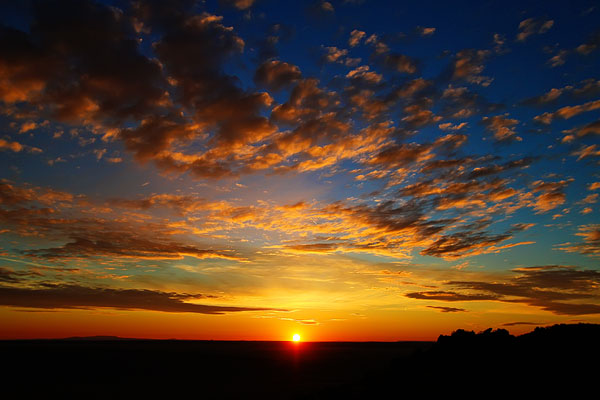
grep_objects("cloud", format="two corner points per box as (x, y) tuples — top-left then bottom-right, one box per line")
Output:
(573, 144), (600, 161)
(426, 305), (467, 313)
(219, 0), (256, 10)
(382, 53), (418, 74)
(349, 29), (366, 47)
(108, 193), (211, 215)
(0, 1), (297, 179)
(501, 321), (544, 327)
(0, 138), (42, 154)
(0, 0), (168, 123)
(407, 265), (600, 315)
(0, 284), (273, 314)
(547, 49), (568, 67)
(531, 179), (572, 213)
(0, 180), (243, 261)
(407, 291), (498, 301)
(320, 1), (334, 13)
(151, 11), (275, 152)
(493, 33), (508, 54)
(0, 266), (41, 283)
(450, 49), (492, 86)
(322, 46), (349, 63)
(516, 18), (554, 41)
(567, 120), (600, 138)
(580, 194), (598, 204)
(556, 225), (600, 257)
(521, 87), (571, 106)
(417, 27), (436, 36)
(19, 121), (37, 133)
(0, 179), (73, 206)
(439, 85), (501, 119)
(24, 235), (239, 261)
(419, 222), (525, 259)
(278, 179), (532, 259)
(346, 65), (383, 84)
(0, 0), (543, 186)
(523, 79), (600, 108)
(576, 31), (600, 55)
(533, 99), (600, 124)
(254, 60), (302, 91)
(481, 114), (521, 142)
(439, 122), (468, 131)
(368, 142), (434, 168)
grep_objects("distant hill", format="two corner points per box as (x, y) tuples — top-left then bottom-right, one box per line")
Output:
(59, 335), (137, 341)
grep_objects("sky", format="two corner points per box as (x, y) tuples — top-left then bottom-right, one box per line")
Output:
(0, 0), (599, 341)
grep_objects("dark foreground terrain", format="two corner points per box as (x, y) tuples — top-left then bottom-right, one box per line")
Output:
(2, 323), (598, 398)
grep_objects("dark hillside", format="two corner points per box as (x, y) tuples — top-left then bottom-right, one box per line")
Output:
(2, 324), (597, 399)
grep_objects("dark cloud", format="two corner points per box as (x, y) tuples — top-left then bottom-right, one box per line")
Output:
(368, 143), (433, 168)
(439, 85), (503, 119)
(118, 114), (191, 164)
(0, 0), (168, 123)
(284, 242), (340, 253)
(511, 265), (600, 290)
(466, 156), (534, 179)
(401, 104), (441, 128)
(420, 229), (512, 258)
(406, 266), (600, 315)
(284, 149), (538, 258)
(0, 267), (41, 283)
(426, 305), (467, 313)
(108, 193), (208, 215)
(406, 290), (498, 301)
(151, 10), (275, 151)
(1, 0), (283, 179)
(0, 284), (273, 314)
(254, 60), (302, 91)
(417, 217), (532, 258)
(0, 0), (545, 186)
(381, 53), (418, 74)
(501, 321), (544, 327)
(24, 235), (238, 261)
(517, 79), (600, 107)
(448, 49), (492, 86)
(0, 180), (34, 205)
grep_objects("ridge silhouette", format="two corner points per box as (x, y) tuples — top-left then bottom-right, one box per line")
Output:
(334, 323), (599, 398)
(2, 323), (597, 399)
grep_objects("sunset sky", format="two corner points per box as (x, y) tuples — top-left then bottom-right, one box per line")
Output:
(1, 0), (599, 341)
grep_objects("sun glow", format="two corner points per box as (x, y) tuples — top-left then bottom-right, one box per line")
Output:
(292, 333), (301, 342)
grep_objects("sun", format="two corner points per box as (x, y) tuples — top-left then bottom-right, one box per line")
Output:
(292, 333), (301, 342)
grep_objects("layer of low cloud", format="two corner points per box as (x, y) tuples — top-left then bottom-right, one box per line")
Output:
(0, 284), (273, 314)
(407, 266), (600, 315)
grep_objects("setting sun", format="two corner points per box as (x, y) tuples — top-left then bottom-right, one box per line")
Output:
(292, 334), (301, 342)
